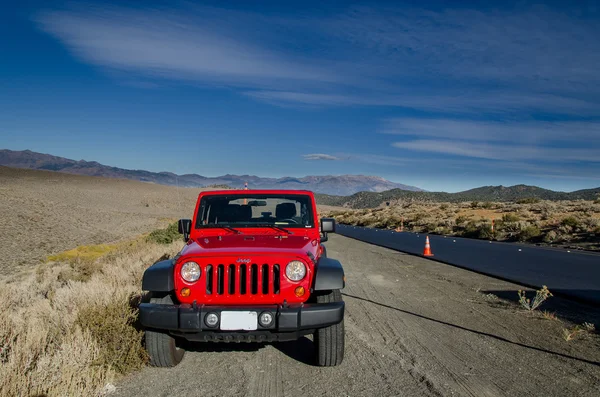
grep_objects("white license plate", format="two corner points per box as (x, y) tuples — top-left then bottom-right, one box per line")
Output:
(220, 311), (258, 331)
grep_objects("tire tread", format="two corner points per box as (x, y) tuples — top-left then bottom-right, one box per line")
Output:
(315, 289), (344, 366)
(145, 295), (185, 367)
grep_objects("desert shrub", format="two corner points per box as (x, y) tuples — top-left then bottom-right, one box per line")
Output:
(517, 225), (542, 242)
(434, 226), (452, 235)
(412, 212), (427, 222)
(462, 222), (493, 239)
(439, 203), (449, 210)
(502, 213), (520, 223)
(147, 222), (180, 244)
(518, 286), (553, 311)
(543, 230), (558, 243)
(582, 218), (600, 232)
(57, 261), (104, 284)
(561, 216), (580, 229)
(455, 215), (469, 225)
(517, 197), (540, 204)
(481, 201), (494, 209)
(422, 223), (438, 233)
(75, 299), (148, 374)
(594, 199), (600, 204)
(470, 201), (479, 209)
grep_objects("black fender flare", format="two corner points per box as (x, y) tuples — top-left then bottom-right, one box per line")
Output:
(142, 259), (175, 292)
(313, 257), (345, 291)
(320, 244), (328, 258)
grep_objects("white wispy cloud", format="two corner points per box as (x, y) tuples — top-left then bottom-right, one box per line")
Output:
(35, 4), (600, 115)
(382, 118), (600, 144)
(392, 140), (600, 162)
(35, 6), (339, 90)
(302, 154), (341, 161)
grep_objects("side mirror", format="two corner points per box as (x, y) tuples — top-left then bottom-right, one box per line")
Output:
(321, 218), (336, 233)
(320, 218), (336, 242)
(178, 219), (191, 241)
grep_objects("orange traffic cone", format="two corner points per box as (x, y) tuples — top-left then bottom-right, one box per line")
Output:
(423, 236), (434, 257)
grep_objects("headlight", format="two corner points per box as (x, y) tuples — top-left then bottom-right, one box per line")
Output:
(285, 260), (306, 281)
(180, 261), (201, 282)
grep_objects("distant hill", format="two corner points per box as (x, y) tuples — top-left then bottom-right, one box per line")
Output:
(316, 185), (600, 208)
(0, 149), (422, 196)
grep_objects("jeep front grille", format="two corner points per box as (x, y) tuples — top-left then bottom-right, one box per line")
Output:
(204, 263), (281, 296)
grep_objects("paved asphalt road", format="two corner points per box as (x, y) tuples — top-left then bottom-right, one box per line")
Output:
(337, 224), (600, 305)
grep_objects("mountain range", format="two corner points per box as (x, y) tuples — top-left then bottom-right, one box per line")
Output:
(315, 185), (600, 208)
(0, 149), (422, 196)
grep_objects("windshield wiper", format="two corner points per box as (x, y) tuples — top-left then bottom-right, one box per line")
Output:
(202, 224), (242, 234)
(252, 223), (293, 235)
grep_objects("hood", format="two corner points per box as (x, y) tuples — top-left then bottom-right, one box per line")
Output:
(180, 234), (318, 258)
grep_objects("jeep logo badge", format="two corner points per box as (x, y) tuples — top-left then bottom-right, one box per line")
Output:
(236, 258), (251, 263)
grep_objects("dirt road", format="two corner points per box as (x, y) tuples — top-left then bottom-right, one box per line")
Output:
(115, 235), (600, 397)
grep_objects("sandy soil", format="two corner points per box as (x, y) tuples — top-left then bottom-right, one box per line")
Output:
(114, 234), (600, 397)
(0, 167), (343, 278)
(0, 166), (200, 277)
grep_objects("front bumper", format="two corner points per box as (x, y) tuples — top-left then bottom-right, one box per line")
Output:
(139, 301), (344, 342)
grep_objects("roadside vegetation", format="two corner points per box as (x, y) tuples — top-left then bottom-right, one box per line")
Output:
(562, 323), (596, 341)
(518, 285), (553, 311)
(0, 223), (182, 396)
(324, 199), (600, 251)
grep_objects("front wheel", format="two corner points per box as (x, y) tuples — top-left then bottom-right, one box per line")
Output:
(145, 294), (185, 367)
(314, 289), (345, 366)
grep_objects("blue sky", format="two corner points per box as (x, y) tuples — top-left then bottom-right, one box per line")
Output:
(1, 0), (600, 192)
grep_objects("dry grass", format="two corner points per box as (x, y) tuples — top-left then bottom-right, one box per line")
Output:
(0, 236), (182, 396)
(541, 310), (558, 321)
(562, 323), (596, 341)
(324, 199), (600, 250)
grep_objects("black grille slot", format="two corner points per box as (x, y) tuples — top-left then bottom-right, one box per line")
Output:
(251, 264), (258, 295)
(206, 265), (213, 294)
(273, 264), (280, 294)
(217, 265), (224, 295)
(262, 264), (269, 294)
(228, 264), (236, 294)
(240, 264), (247, 294)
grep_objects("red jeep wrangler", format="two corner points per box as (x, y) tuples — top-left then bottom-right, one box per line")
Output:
(139, 190), (345, 367)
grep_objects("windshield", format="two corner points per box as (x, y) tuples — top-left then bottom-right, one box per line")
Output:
(195, 194), (314, 229)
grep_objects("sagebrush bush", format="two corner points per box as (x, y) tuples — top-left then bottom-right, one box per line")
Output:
(463, 222), (493, 239)
(561, 216), (580, 229)
(517, 197), (540, 204)
(75, 299), (148, 374)
(146, 222), (180, 244)
(517, 225), (542, 242)
(502, 213), (520, 223)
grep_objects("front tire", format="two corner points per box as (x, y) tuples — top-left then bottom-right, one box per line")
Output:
(314, 289), (345, 366)
(145, 294), (185, 367)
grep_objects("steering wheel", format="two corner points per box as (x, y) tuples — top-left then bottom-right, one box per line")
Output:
(278, 218), (299, 224)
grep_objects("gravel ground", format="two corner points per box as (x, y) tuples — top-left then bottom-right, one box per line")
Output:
(115, 234), (600, 397)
